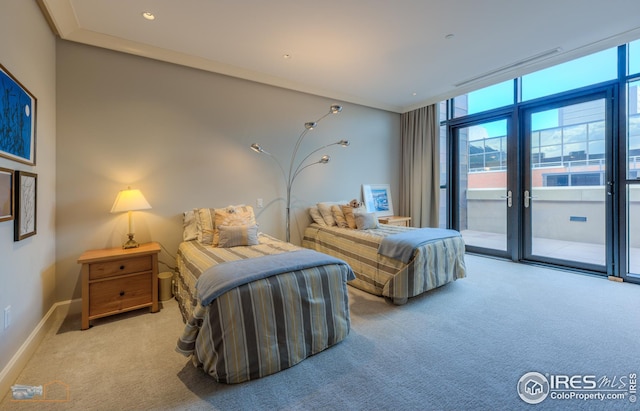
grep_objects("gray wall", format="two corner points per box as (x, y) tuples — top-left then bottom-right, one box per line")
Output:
(0, 1), (57, 372)
(55, 41), (400, 302)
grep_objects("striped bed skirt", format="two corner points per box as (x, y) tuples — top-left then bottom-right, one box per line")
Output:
(175, 239), (353, 384)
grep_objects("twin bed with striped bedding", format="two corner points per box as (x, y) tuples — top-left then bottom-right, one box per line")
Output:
(302, 223), (467, 305)
(175, 234), (354, 384)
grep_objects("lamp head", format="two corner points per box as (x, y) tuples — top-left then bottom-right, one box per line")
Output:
(338, 140), (350, 147)
(304, 122), (317, 130)
(330, 104), (343, 114)
(110, 187), (151, 249)
(250, 143), (263, 153)
(319, 155), (330, 164)
(110, 187), (151, 213)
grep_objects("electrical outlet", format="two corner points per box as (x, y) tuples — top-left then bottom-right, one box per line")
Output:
(4, 306), (10, 329)
(257, 198), (264, 208)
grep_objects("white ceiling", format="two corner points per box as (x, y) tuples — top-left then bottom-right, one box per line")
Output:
(39, 0), (640, 113)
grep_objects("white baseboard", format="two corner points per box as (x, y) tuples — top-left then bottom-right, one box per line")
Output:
(0, 298), (82, 399)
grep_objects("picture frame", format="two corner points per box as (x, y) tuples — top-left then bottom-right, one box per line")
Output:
(0, 63), (37, 165)
(362, 184), (394, 217)
(14, 170), (37, 241)
(0, 167), (13, 222)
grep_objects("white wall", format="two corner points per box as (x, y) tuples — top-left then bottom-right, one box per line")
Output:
(56, 41), (400, 302)
(0, 1), (57, 372)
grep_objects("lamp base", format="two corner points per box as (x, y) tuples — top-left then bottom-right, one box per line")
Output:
(122, 234), (140, 249)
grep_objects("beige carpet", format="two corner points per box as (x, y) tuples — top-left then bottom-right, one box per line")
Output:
(2, 255), (640, 410)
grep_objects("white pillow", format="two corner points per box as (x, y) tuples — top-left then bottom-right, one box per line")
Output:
(183, 210), (198, 241)
(354, 211), (379, 230)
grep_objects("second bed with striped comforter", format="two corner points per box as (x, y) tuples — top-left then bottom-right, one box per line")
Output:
(302, 224), (466, 305)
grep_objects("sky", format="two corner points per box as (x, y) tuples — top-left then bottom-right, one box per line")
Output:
(462, 40), (640, 138)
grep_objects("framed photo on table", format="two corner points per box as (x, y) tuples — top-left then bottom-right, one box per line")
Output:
(14, 170), (37, 241)
(362, 184), (394, 217)
(0, 167), (13, 222)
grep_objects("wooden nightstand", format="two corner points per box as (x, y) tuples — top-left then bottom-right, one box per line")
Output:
(378, 216), (412, 227)
(78, 242), (161, 330)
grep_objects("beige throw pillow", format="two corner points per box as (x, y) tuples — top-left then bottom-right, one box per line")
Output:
(309, 207), (327, 226)
(342, 205), (366, 229)
(196, 208), (216, 244)
(331, 204), (348, 228)
(213, 205), (256, 246)
(317, 202), (337, 226)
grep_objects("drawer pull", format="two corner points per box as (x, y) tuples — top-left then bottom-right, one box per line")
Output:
(120, 265), (125, 270)
(119, 291), (125, 296)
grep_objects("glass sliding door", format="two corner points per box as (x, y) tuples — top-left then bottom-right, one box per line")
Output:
(453, 117), (513, 257)
(521, 94), (612, 272)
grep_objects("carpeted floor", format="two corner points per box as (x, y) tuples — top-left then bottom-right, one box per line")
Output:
(2, 254), (639, 410)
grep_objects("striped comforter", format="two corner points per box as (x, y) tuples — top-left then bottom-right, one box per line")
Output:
(175, 234), (353, 384)
(302, 224), (466, 304)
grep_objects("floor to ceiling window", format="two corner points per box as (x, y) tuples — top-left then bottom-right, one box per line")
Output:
(440, 39), (640, 282)
(624, 40), (640, 281)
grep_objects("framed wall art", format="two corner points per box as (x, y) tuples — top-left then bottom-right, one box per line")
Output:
(14, 170), (37, 241)
(362, 184), (394, 217)
(0, 63), (37, 165)
(0, 167), (13, 222)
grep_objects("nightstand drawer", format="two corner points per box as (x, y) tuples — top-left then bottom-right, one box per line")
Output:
(88, 255), (152, 280)
(89, 273), (153, 317)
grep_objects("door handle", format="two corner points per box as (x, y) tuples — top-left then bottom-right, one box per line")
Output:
(524, 190), (538, 208)
(500, 190), (513, 207)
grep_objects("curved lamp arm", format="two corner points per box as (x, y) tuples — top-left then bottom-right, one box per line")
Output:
(291, 140), (349, 181)
(250, 143), (287, 183)
(290, 155), (330, 187)
(249, 104), (343, 242)
(287, 105), (343, 182)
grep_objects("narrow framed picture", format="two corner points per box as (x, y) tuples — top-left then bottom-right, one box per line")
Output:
(0, 167), (13, 222)
(0, 63), (37, 165)
(362, 184), (394, 217)
(14, 170), (37, 241)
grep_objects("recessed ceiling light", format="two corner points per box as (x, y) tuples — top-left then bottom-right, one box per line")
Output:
(142, 12), (156, 21)
(412, 92), (417, 96)
(445, 33), (454, 40)
(283, 54), (292, 59)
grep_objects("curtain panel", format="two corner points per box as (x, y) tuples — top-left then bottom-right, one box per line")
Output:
(399, 105), (439, 227)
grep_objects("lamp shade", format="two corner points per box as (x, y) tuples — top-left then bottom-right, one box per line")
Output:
(110, 188), (151, 213)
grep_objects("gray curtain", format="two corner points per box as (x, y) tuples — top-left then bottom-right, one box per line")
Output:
(399, 105), (439, 227)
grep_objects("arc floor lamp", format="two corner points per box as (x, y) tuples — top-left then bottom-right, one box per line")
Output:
(251, 104), (348, 242)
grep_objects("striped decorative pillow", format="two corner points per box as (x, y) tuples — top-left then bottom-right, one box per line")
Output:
(218, 224), (259, 248)
(196, 208), (216, 244)
(213, 205), (256, 246)
(331, 204), (348, 228)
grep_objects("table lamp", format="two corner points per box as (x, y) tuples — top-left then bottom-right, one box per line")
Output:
(110, 187), (151, 249)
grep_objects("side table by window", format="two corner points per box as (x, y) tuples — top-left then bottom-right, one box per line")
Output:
(378, 216), (412, 227)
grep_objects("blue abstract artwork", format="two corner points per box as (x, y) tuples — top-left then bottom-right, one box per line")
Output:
(0, 64), (36, 165)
